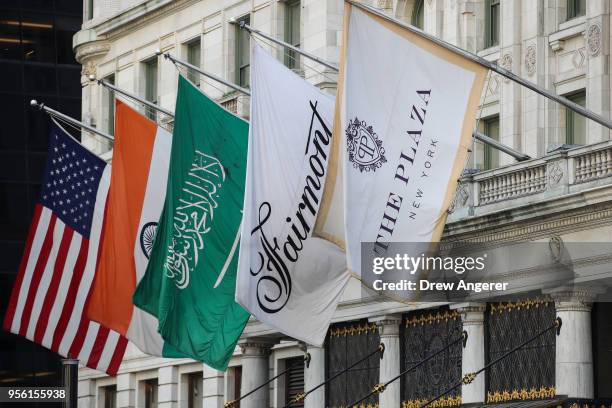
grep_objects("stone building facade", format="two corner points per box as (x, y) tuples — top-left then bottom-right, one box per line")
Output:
(73, 0), (612, 407)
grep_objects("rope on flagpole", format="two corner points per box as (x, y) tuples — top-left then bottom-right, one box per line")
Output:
(346, 331), (468, 408)
(282, 343), (385, 408)
(224, 353), (312, 408)
(418, 317), (562, 408)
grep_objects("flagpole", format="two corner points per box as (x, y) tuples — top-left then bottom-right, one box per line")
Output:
(348, 0), (612, 131)
(473, 132), (530, 161)
(30, 100), (115, 142)
(231, 20), (339, 72)
(158, 50), (252, 96)
(61, 358), (78, 408)
(89, 75), (175, 118)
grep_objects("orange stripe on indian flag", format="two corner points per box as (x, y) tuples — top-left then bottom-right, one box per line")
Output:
(86, 100), (157, 336)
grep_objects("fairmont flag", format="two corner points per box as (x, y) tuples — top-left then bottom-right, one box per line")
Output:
(315, 5), (487, 281)
(3, 123), (127, 375)
(86, 101), (175, 357)
(133, 75), (250, 370)
(236, 44), (350, 346)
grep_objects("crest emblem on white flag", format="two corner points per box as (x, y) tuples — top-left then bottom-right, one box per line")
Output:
(315, 4), (487, 291)
(236, 43), (350, 346)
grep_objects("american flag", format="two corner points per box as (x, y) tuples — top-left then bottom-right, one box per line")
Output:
(3, 123), (127, 375)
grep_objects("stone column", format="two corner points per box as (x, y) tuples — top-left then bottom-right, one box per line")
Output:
(239, 340), (273, 408)
(158, 366), (179, 408)
(116, 372), (136, 408)
(370, 315), (401, 408)
(203, 364), (225, 408)
(303, 345), (325, 408)
(451, 303), (485, 404)
(77, 378), (96, 408)
(550, 289), (596, 398)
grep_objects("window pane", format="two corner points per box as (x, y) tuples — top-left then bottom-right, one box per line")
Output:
(20, 12), (56, 63)
(0, 10), (23, 61)
(144, 58), (158, 120)
(236, 16), (250, 87)
(566, 91), (586, 145)
(187, 40), (201, 86)
(57, 66), (82, 97)
(411, 0), (424, 29)
(484, 116), (500, 170)
(0, 61), (23, 92)
(0, 183), (29, 241)
(0, 152), (27, 182)
(0, 93), (25, 150)
(55, 15), (80, 64)
(23, 64), (57, 95)
(285, 1), (300, 69)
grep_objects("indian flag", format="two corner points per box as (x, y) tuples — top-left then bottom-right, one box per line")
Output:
(85, 100), (179, 357)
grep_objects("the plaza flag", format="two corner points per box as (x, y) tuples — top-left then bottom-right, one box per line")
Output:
(85, 100), (176, 357)
(3, 122), (127, 375)
(315, 5), (487, 278)
(133, 75), (250, 370)
(236, 44), (350, 346)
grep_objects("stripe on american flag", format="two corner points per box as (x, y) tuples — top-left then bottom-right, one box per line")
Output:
(2, 125), (128, 376)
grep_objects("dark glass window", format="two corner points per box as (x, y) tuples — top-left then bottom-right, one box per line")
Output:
(284, 1), (300, 70)
(411, 0), (424, 29)
(483, 115), (500, 170)
(566, 90), (586, 145)
(56, 15), (81, 64)
(144, 57), (158, 121)
(0, 10), (23, 61)
(187, 372), (203, 408)
(0, 94), (26, 149)
(567, 0), (585, 20)
(485, 0), (500, 48)
(186, 39), (201, 87)
(23, 64), (57, 95)
(20, 12), (56, 63)
(0, 62), (23, 92)
(144, 379), (158, 408)
(235, 15), (250, 88)
(103, 385), (117, 408)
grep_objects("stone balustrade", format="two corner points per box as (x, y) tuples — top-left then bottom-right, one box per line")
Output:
(447, 140), (612, 222)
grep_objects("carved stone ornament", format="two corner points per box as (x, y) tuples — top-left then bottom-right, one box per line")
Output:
(525, 45), (536, 76)
(547, 162), (564, 186)
(499, 54), (513, 82)
(587, 23), (602, 57)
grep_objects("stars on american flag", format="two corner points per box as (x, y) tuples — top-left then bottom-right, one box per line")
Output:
(40, 129), (106, 238)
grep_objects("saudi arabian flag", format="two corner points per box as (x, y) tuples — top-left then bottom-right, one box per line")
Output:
(133, 75), (250, 370)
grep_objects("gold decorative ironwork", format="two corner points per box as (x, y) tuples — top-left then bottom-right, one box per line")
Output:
(462, 372), (477, 385)
(405, 310), (459, 327)
(223, 400), (236, 408)
(330, 403), (379, 408)
(291, 392), (306, 403)
(329, 322), (378, 338)
(489, 298), (551, 315)
(401, 395), (462, 408)
(486, 386), (556, 402)
(371, 383), (386, 395)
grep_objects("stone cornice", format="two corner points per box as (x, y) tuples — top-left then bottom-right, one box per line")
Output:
(443, 184), (612, 246)
(87, 0), (201, 41)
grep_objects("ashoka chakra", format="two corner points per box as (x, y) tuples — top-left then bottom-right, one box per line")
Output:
(140, 222), (158, 259)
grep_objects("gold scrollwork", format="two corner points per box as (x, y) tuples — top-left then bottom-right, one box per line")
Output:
(402, 395), (462, 408)
(330, 322), (378, 338)
(489, 298), (551, 315)
(486, 386), (556, 402)
(330, 403), (380, 408)
(405, 310), (460, 327)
